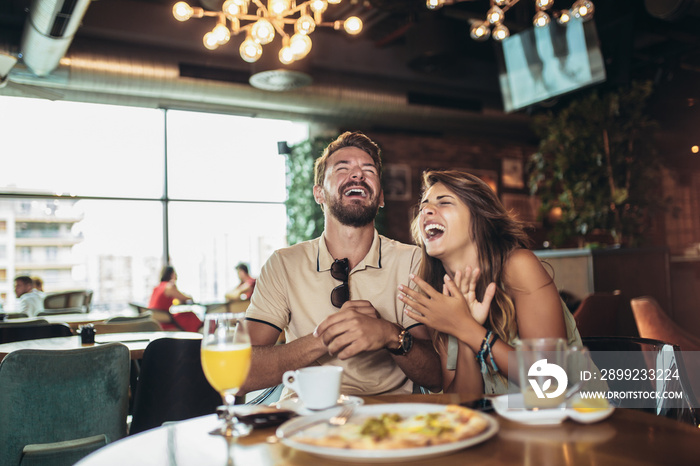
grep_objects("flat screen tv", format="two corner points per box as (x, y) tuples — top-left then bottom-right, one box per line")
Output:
(497, 19), (606, 113)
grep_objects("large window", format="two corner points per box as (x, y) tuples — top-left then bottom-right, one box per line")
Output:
(0, 96), (308, 311)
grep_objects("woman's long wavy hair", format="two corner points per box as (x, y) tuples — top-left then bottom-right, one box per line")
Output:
(411, 170), (531, 343)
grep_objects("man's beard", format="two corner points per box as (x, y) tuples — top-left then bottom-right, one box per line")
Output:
(326, 190), (380, 228)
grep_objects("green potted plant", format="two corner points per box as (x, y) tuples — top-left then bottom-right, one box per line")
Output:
(528, 80), (668, 248)
(285, 137), (331, 245)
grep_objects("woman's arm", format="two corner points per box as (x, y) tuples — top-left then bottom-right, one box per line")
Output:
(506, 249), (567, 338)
(225, 282), (254, 301)
(400, 249), (567, 381)
(164, 282), (192, 302)
(476, 249), (568, 378)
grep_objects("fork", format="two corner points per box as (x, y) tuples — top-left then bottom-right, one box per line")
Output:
(273, 404), (355, 441)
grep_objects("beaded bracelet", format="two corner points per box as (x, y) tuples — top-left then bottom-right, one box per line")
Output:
(486, 333), (499, 372)
(476, 330), (500, 373)
(476, 330), (492, 373)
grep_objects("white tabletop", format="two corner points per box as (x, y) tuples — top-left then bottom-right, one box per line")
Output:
(76, 415), (280, 466)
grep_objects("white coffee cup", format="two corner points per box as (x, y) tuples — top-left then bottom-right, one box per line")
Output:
(282, 366), (343, 410)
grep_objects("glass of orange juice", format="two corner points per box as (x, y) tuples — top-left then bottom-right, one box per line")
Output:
(201, 312), (252, 437)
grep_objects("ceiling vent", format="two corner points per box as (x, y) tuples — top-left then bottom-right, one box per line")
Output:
(249, 70), (313, 91)
(20, 0), (92, 76)
(248, 40), (313, 91)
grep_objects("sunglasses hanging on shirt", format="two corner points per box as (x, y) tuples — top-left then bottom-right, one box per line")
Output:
(330, 258), (350, 308)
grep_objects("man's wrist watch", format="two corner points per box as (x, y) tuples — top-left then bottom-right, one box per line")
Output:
(387, 326), (414, 356)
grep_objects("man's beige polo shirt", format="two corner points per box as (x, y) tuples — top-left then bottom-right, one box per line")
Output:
(246, 230), (422, 396)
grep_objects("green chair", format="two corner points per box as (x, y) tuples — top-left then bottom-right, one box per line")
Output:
(1, 312), (29, 319)
(0, 343), (130, 466)
(93, 319), (162, 334)
(0, 322), (73, 344)
(105, 311), (154, 323)
(36, 308), (84, 316)
(0, 319), (49, 327)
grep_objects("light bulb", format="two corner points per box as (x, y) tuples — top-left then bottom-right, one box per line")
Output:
(536, 0), (554, 10)
(494, 0), (509, 5)
(251, 19), (275, 45)
(203, 32), (219, 50)
(344, 16), (363, 35)
(557, 9), (571, 24)
(426, 0), (444, 10)
(533, 10), (550, 27)
(295, 15), (316, 34)
(222, 0), (240, 16)
(572, 0), (595, 21)
(487, 6), (504, 25)
(279, 46), (295, 64)
(213, 24), (230, 44)
(328, 0), (341, 3)
(492, 24), (510, 41)
(268, 0), (290, 16)
(310, 0), (328, 14)
(173, 2), (193, 21)
(470, 21), (491, 41)
(240, 37), (262, 62)
(290, 33), (312, 59)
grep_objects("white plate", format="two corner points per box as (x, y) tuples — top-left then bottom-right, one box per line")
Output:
(492, 394), (614, 425)
(275, 394), (364, 415)
(276, 403), (499, 463)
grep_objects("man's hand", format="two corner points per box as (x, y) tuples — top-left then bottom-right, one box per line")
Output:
(313, 300), (393, 360)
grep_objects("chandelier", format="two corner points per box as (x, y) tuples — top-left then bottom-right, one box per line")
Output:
(172, 0), (363, 64)
(425, 0), (595, 41)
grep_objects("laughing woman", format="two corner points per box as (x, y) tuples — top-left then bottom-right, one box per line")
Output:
(397, 169), (582, 395)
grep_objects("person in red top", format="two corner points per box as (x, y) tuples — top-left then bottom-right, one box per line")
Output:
(225, 263), (256, 302)
(149, 265), (192, 310)
(148, 266), (194, 330)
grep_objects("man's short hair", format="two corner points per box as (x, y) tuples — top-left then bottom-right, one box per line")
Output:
(235, 263), (249, 274)
(313, 131), (382, 188)
(14, 276), (33, 286)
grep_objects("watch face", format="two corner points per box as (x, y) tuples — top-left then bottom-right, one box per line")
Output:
(402, 330), (414, 353)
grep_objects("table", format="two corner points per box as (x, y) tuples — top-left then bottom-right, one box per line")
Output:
(0, 331), (201, 362)
(75, 393), (700, 466)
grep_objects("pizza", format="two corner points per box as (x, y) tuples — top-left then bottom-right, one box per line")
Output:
(294, 405), (490, 450)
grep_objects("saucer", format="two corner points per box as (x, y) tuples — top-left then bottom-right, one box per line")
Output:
(275, 394), (364, 415)
(492, 394), (568, 425)
(492, 394), (614, 425)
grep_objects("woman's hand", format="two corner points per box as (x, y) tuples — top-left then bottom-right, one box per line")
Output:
(452, 267), (496, 325)
(398, 274), (478, 337)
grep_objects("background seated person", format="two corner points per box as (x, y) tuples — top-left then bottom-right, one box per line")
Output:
(14, 275), (44, 317)
(148, 265), (193, 329)
(31, 276), (46, 299)
(225, 263), (256, 302)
